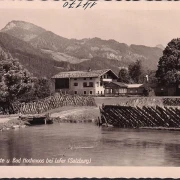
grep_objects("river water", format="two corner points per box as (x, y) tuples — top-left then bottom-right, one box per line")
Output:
(0, 123), (180, 166)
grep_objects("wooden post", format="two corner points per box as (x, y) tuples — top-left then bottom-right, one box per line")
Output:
(97, 117), (101, 127)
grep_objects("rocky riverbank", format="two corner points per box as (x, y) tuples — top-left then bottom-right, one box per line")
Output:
(0, 117), (29, 132)
(0, 106), (100, 131)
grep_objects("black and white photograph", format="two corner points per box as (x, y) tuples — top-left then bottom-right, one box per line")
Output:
(0, 1), (180, 172)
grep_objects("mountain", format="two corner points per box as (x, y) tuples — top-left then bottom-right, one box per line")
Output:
(0, 32), (66, 78)
(29, 32), (162, 70)
(156, 44), (165, 50)
(0, 20), (163, 78)
(1, 20), (46, 42)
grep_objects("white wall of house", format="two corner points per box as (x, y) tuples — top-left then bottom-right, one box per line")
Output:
(69, 77), (96, 95)
(69, 73), (114, 95)
(55, 71), (116, 95)
(95, 72), (115, 95)
(94, 78), (105, 95)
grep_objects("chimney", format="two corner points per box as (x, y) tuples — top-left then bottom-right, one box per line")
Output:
(145, 75), (149, 82)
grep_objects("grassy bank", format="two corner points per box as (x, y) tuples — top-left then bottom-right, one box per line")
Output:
(49, 106), (100, 123)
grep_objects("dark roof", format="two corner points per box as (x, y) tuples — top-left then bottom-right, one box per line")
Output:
(52, 69), (118, 79)
(105, 81), (128, 88)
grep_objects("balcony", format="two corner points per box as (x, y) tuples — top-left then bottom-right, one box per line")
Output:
(101, 78), (112, 82)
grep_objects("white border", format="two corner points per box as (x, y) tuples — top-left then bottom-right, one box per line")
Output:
(0, 0), (180, 178)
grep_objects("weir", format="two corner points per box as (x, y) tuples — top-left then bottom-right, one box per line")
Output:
(19, 114), (53, 125)
(100, 105), (180, 128)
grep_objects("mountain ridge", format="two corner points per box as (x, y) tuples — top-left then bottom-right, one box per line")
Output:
(0, 20), (163, 78)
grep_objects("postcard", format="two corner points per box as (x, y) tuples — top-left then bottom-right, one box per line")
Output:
(0, 0), (180, 178)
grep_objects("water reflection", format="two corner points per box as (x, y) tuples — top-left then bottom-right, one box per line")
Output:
(0, 123), (180, 166)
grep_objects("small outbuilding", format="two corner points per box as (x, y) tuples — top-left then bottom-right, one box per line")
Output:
(104, 82), (145, 96)
(104, 82), (128, 96)
(126, 84), (144, 96)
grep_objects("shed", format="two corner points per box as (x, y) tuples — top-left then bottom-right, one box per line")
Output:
(126, 84), (144, 95)
(104, 82), (128, 96)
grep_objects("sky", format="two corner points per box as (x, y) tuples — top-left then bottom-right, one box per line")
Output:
(0, 6), (180, 47)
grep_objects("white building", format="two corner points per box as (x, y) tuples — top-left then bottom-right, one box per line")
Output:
(52, 69), (118, 95)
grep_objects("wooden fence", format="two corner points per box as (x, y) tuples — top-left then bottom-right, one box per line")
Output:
(12, 94), (96, 114)
(100, 105), (180, 128)
(163, 98), (180, 106)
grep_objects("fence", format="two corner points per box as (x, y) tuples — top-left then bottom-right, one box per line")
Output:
(163, 98), (180, 106)
(12, 94), (96, 114)
(100, 105), (180, 128)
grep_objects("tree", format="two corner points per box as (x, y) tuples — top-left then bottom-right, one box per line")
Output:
(118, 68), (131, 83)
(128, 60), (144, 83)
(0, 49), (34, 113)
(146, 70), (158, 84)
(19, 77), (51, 102)
(34, 78), (51, 99)
(156, 38), (180, 85)
(143, 82), (155, 96)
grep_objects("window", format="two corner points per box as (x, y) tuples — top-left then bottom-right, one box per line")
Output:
(84, 91), (86, 95)
(74, 82), (78, 86)
(98, 91), (99, 94)
(84, 78), (86, 80)
(83, 82), (87, 87)
(83, 82), (93, 87)
(90, 91), (92, 95)
(101, 91), (103, 94)
(100, 82), (103, 86)
(90, 77), (92, 80)
(74, 78), (77, 80)
(89, 82), (93, 87)
(74, 91), (77, 94)
(97, 82), (99, 87)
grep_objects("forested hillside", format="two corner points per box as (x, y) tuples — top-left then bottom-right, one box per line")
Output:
(0, 20), (163, 78)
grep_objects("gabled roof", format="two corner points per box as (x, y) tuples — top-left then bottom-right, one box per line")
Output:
(52, 69), (118, 79)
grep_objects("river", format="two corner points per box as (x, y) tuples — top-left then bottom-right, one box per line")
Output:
(0, 123), (180, 166)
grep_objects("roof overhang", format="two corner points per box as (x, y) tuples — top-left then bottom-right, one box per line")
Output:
(99, 69), (118, 79)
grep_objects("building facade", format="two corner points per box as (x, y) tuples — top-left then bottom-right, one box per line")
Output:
(126, 84), (144, 95)
(52, 69), (118, 96)
(104, 82), (128, 96)
(104, 82), (145, 96)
